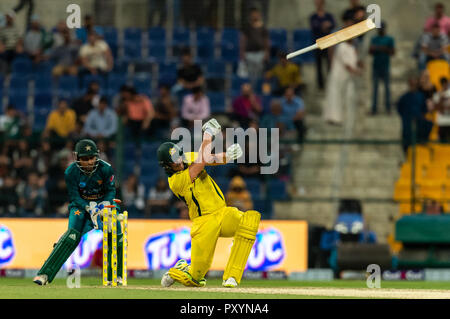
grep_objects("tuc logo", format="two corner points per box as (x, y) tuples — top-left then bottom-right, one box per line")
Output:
(144, 227), (285, 271)
(145, 227), (192, 270)
(0, 225), (15, 267)
(64, 230), (103, 269)
(247, 228), (285, 271)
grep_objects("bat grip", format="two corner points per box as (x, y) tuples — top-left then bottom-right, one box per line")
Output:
(286, 43), (318, 60)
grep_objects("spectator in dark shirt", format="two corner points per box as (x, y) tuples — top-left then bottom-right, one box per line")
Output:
(47, 27), (79, 77)
(71, 88), (96, 125)
(310, 0), (336, 90)
(0, 176), (19, 216)
(151, 84), (178, 138)
(18, 171), (47, 217)
(172, 48), (204, 99)
(231, 83), (262, 128)
(342, 0), (366, 23)
(240, 6), (270, 84)
(397, 76), (433, 154)
(369, 21), (395, 115)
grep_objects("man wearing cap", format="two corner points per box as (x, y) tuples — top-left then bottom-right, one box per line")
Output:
(33, 139), (124, 286)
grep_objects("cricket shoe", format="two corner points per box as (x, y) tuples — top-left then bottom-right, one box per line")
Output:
(33, 274), (48, 286)
(222, 277), (238, 288)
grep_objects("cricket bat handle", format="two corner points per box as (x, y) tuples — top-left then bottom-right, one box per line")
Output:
(286, 43), (318, 60)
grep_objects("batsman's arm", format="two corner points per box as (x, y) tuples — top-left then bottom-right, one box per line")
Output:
(64, 172), (89, 211)
(188, 132), (213, 182)
(206, 152), (228, 166)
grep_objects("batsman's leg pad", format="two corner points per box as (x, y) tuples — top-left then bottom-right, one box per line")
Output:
(223, 210), (261, 284)
(37, 228), (81, 283)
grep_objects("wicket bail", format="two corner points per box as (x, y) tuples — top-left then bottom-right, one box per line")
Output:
(102, 207), (128, 287)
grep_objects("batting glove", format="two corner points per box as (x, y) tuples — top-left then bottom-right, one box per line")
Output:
(202, 118), (221, 137)
(226, 144), (243, 161)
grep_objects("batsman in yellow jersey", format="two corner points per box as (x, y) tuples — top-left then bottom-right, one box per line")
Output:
(157, 118), (261, 288)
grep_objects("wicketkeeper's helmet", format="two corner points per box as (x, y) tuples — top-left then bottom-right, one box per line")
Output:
(157, 142), (185, 176)
(74, 139), (100, 174)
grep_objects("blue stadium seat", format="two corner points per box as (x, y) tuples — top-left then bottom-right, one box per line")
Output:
(134, 60), (154, 75)
(122, 158), (137, 178)
(124, 142), (137, 160)
(207, 92), (226, 113)
(221, 28), (239, 45)
(158, 61), (178, 86)
(81, 74), (106, 92)
(148, 27), (166, 44)
(196, 43), (215, 63)
(230, 75), (250, 93)
(269, 28), (288, 51)
(148, 43), (166, 62)
(34, 74), (53, 95)
(293, 29), (315, 63)
(103, 26), (118, 45)
(142, 141), (160, 155)
(261, 95), (273, 114)
(132, 74), (152, 95)
(33, 106), (51, 131)
(220, 42), (239, 63)
(8, 92), (28, 113)
(33, 92), (53, 109)
(32, 61), (53, 78)
(213, 177), (230, 193)
(253, 199), (273, 217)
(268, 179), (288, 200)
(109, 42), (119, 60)
(124, 27), (142, 43)
(140, 172), (160, 190)
(56, 75), (79, 98)
(12, 57), (33, 75)
(196, 27), (215, 45)
(9, 75), (29, 95)
(206, 60), (226, 77)
(172, 27), (191, 46)
(245, 178), (261, 200)
(206, 75), (225, 92)
(112, 59), (130, 74)
(107, 73), (128, 96)
(124, 41), (142, 61)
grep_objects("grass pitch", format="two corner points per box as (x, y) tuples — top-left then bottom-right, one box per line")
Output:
(1, 278), (450, 299)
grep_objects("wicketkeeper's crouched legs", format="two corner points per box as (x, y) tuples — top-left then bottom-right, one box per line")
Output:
(37, 228), (81, 283)
(223, 210), (261, 284)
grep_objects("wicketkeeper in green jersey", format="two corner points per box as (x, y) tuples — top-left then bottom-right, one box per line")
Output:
(33, 139), (124, 285)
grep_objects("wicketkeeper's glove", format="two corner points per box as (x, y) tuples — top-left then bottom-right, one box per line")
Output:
(226, 143), (243, 161)
(202, 118), (221, 137)
(85, 201), (111, 230)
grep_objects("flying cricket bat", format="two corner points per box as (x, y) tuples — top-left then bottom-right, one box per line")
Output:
(287, 18), (377, 60)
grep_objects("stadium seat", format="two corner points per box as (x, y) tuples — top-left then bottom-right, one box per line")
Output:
(142, 141), (160, 155)
(33, 106), (51, 131)
(132, 74), (152, 96)
(148, 43), (167, 62)
(56, 75), (79, 99)
(112, 59), (130, 74)
(207, 92), (226, 113)
(12, 57), (33, 75)
(220, 42), (240, 63)
(426, 59), (449, 91)
(206, 60), (226, 77)
(197, 43), (215, 63)
(134, 60), (154, 75)
(268, 179), (288, 200)
(430, 144), (450, 163)
(196, 27), (215, 45)
(9, 75), (29, 94)
(148, 27), (166, 44)
(107, 73), (128, 96)
(34, 75), (54, 95)
(33, 92), (53, 109)
(230, 75), (250, 94)
(406, 145), (431, 165)
(292, 29), (315, 63)
(213, 177), (230, 193)
(124, 142), (138, 160)
(220, 28), (239, 45)
(245, 178), (261, 200)
(172, 27), (191, 46)
(81, 74), (106, 92)
(103, 26), (118, 45)
(124, 41), (143, 61)
(140, 172), (160, 190)
(269, 28), (288, 49)
(124, 27), (142, 43)
(158, 61), (178, 86)
(8, 92), (28, 113)
(205, 61), (226, 91)
(206, 75), (225, 92)
(32, 61), (53, 78)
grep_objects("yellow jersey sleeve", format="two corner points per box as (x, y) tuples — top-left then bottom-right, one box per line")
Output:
(168, 168), (192, 196)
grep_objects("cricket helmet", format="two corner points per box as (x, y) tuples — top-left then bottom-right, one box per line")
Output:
(74, 139), (100, 174)
(157, 142), (186, 176)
